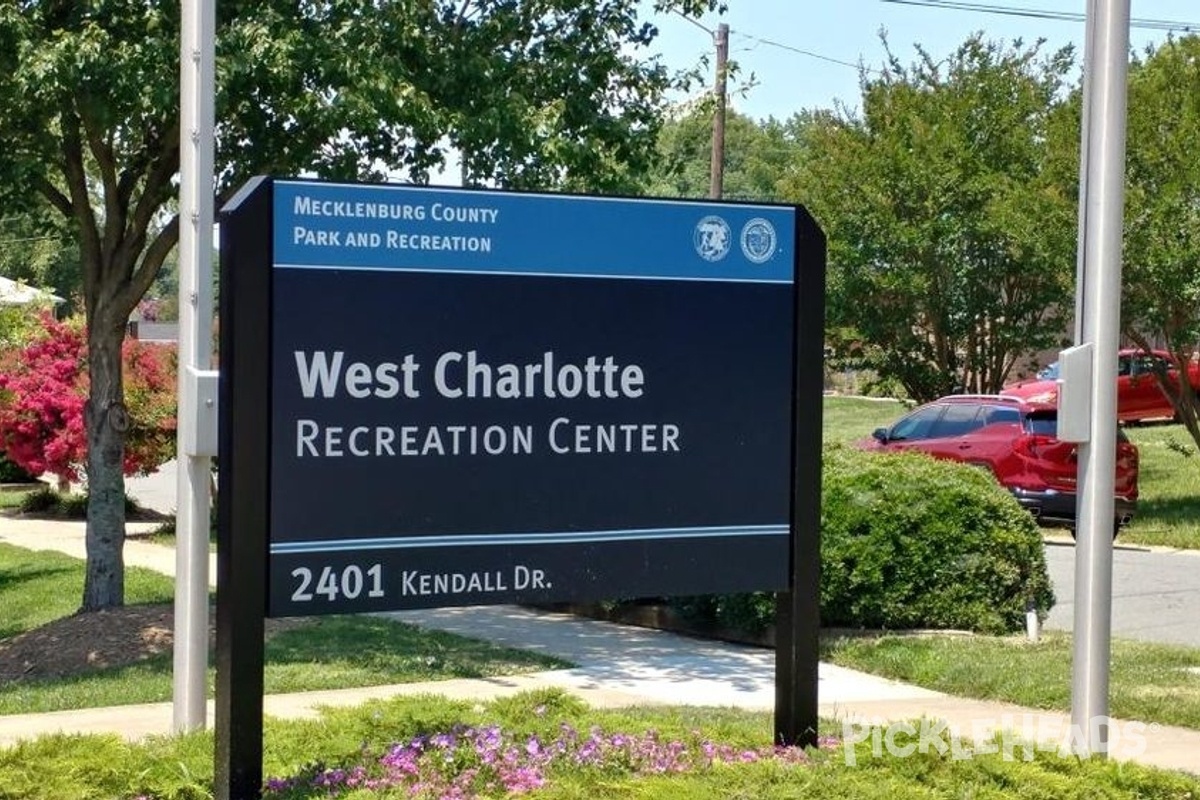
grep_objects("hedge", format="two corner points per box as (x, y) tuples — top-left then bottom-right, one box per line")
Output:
(819, 445), (1054, 634)
(670, 446), (1055, 636)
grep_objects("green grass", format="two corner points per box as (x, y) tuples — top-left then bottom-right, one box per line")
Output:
(1, 691), (1197, 800)
(824, 632), (1200, 730)
(821, 395), (907, 445)
(0, 544), (568, 714)
(0, 543), (175, 639)
(1119, 423), (1200, 549)
(0, 487), (33, 511)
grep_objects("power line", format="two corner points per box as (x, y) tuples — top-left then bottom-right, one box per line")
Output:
(881, 0), (1200, 33)
(0, 234), (63, 245)
(671, 8), (714, 36)
(731, 29), (873, 73)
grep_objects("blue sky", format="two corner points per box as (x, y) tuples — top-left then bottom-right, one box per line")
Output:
(644, 1), (1200, 120)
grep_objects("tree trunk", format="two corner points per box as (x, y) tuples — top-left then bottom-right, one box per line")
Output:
(82, 319), (128, 611)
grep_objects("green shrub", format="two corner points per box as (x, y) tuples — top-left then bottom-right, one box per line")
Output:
(17, 487), (144, 519)
(18, 486), (60, 514)
(820, 445), (1054, 634)
(0, 451), (37, 483)
(657, 446), (1054, 636)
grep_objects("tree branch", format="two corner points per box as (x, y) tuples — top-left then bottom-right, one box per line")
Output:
(59, 104), (104, 314)
(128, 215), (179, 308)
(127, 120), (180, 243)
(81, 111), (124, 268)
(32, 175), (73, 218)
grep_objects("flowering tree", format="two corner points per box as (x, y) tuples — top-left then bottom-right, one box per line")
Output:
(0, 314), (175, 487)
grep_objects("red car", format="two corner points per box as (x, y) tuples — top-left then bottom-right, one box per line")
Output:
(860, 394), (1139, 534)
(1005, 348), (1200, 423)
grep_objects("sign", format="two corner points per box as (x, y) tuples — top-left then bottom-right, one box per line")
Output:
(266, 180), (796, 615)
(215, 177), (825, 797)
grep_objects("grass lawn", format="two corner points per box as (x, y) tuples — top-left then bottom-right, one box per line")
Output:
(824, 632), (1200, 731)
(0, 488), (31, 512)
(0, 544), (568, 714)
(2, 690), (1198, 800)
(821, 395), (907, 446)
(1119, 423), (1200, 549)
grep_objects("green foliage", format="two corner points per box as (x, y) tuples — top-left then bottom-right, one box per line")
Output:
(0, 0), (723, 609)
(820, 446), (1054, 634)
(16, 486), (58, 514)
(0, 451), (35, 483)
(659, 439), (1054, 636)
(1121, 35), (1200, 446)
(1165, 435), (1196, 458)
(16, 487), (142, 519)
(670, 592), (777, 635)
(0, 208), (80, 310)
(1, 693), (1198, 799)
(643, 107), (808, 201)
(785, 35), (1077, 401)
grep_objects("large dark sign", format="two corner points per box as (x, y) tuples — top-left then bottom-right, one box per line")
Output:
(269, 179), (798, 615)
(215, 177), (825, 798)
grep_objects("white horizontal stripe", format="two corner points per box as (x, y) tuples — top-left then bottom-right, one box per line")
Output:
(272, 262), (791, 285)
(271, 525), (789, 554)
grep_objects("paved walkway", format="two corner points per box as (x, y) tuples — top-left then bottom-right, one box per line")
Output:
(0, 516), (1198, 776)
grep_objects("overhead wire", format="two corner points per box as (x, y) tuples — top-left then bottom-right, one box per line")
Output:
(880, 0), (1200, 33)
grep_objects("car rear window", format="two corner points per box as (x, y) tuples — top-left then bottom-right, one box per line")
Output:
(1024, 410), (1058, 436)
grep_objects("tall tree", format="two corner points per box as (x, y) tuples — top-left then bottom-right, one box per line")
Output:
(0, 0), (718, 611)
(783, 35), (1077, 401)
(643, 106), (808, 201)
(1121, 35), (1200, 444)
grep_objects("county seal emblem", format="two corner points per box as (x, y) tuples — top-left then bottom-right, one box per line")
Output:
(740, 218), (777, 264)
(693, 215), (731, 262)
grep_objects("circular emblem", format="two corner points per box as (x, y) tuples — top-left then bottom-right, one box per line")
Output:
(740, 218), (777, 264)
(694, 215), (732, 262)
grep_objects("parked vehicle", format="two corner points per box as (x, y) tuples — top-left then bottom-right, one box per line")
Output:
(1006, 348), (1200, 423)
(858, 394), (1139, 534)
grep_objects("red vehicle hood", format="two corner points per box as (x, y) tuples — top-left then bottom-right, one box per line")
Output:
(1002, 379), (1059, 406)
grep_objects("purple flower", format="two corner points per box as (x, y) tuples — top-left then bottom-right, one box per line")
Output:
(261, 719), (817, 798)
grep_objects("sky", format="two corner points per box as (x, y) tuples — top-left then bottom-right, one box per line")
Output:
(644, 0), (1200, 121)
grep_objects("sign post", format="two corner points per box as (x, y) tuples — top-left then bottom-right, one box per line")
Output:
(216, 178), (824, 798)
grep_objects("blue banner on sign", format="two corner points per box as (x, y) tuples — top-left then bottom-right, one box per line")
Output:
(274, 180), (794, 283)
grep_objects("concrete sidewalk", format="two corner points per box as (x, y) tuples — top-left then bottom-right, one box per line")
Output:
(1, 517), (1198, 775)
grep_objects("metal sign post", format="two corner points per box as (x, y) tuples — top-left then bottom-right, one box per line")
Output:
(1071, 0), (1130, 759)
(174, 0), (217, 733)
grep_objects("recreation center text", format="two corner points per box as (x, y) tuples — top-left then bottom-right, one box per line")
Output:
(290, 349), (683, 458)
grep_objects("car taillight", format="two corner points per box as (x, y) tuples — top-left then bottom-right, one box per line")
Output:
(1014, 434), (1057, 459)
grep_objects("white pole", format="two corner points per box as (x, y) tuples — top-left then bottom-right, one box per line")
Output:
(1072, 0), (1129, 759)
(174, 0), (216, 732)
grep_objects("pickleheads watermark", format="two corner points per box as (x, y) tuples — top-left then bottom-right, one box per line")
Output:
(841, 715), (1153, 766)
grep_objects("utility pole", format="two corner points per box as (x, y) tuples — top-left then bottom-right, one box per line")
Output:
(709, 22), (729, 199)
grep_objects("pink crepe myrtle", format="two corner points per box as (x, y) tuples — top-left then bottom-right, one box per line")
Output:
(0, 314), (177, 485)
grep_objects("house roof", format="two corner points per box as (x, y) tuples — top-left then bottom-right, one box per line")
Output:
(0, 276), (64, 306)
